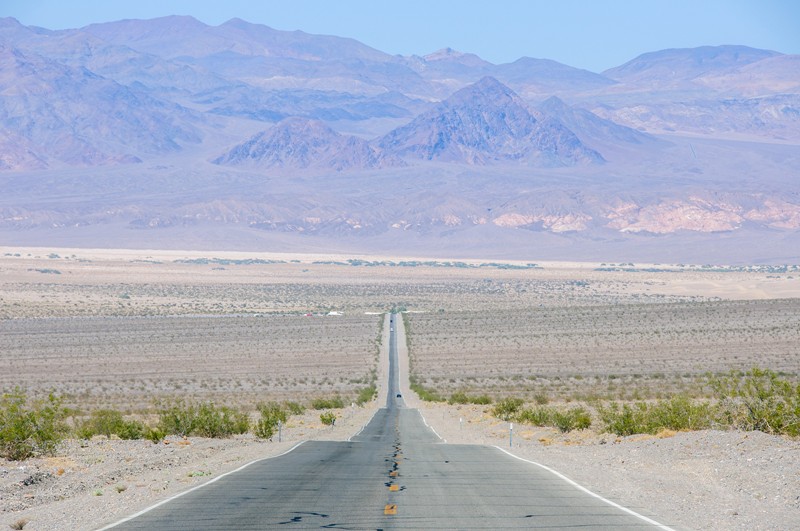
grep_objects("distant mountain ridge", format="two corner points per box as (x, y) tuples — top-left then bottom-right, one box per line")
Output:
(0, 16), (798, 262)
(214, 77), (604, 169)
(0, 41), (201, 169)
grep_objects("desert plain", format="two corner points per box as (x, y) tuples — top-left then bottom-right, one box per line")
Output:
(3, 246), (799, 409)
(2, 245), (800, 530)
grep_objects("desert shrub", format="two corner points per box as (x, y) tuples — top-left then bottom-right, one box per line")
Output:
(492, 397), (524, 421)
(158, 400), (249, 438)
(516, 405), (592, 432)
(598, 402), (645, 436)
(144, 426), (166, 444)
(253, 418), (276, 440)
(0, 390), (68, 460)
(551, 407), (592, 432)
(157, 400), (197, 437)
(473, 395), (492, 405)
(77, 409), (145, 440)
(599, 396), (715, 436)
(646, 395), (715, 432)
(311, 396), (345, 409)
(411, 383), (445, 402)
(448, 391), (492, 405)
(409, 376), (445, 402)
(448, 391), (470, 404)
(284, 401), (305, 415)
(516, 406), (551, 426)
(253, 402), (288, 440)
(533, 392), (550, 405)
(193, 403), (250, 438)
(320, 411), (336, 426)
(258, 402), (288, 424)
(712, 367), (800, 436)
(356, 385), (377, 406)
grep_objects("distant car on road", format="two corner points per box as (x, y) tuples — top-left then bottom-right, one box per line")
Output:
(396, 393), (402, 398)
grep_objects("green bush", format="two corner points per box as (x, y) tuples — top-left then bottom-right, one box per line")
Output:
(598, 402), (644, 436)
(647, 395), (715, 432)
(1, 390), (68, 460)
(448, 391), (470, 404)
(77, 409), (145, 440)
(516, 405), (592, 432)
(533, 393), (550, 405)
(516, 406), (551, 426)
(158, 400), (249, 438)
(158, 400), (197, 437)
(409, 377), (445, 402)
(599, 396), (715, 436)
(492, 397), (524, 421)
(448, 391), (492, 405)
(311, 396), (345, 410)
(320, 411), (336, 426)
(470, 394), (493, 405)
(356, 386), (377, 406)
(284, 401), (305, 415)
(551, 407), (592, 432)
(144, 426), (166, 444)
(712, 367), (800, 436)
(193, 403), (250, 438)
(253, 402), (288, 440)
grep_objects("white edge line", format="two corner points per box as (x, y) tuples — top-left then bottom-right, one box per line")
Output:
(417, 410), (445, 442)
(96, 440), (307, 530)
(493, 446), (676, 531)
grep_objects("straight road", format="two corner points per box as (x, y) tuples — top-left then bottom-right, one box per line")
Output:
(105, 314), (677, 530)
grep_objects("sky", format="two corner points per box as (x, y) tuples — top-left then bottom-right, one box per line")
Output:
(3, 0), (799, 72)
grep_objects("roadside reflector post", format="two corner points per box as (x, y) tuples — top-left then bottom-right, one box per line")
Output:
(278, 420), (282, 443)
(509, 422), (513, 448)
(460, 417), (463, 431)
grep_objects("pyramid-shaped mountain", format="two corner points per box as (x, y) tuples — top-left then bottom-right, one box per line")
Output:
(213, 117), (402, 171)
(377, 76), (603, 166)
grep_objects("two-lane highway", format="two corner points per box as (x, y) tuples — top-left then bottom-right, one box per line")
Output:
(104, 314), (677, 530)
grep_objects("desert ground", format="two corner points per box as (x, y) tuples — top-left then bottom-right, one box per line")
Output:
(2, 246), (799, 529)
(3, 245), (798, 407)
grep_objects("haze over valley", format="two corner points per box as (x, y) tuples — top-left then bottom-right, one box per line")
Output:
(1, 16), (798, 263)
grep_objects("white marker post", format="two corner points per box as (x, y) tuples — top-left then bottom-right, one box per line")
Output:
(509, 422), (513, 447)
(459, 417), (463, 431)
(278, 420), (282, 443)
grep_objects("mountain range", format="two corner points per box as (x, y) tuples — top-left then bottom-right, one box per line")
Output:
(0, 16), (798, 263)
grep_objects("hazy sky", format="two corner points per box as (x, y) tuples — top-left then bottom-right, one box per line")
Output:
(4, 0), (799, 72)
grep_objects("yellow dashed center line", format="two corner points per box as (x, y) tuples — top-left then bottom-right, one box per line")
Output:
(389, 484), (399, 492)
(384, 504), (397, 515)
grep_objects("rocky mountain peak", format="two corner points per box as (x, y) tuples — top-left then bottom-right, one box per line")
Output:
(213, 116), (402, 171)
(377, 77), (602, 165)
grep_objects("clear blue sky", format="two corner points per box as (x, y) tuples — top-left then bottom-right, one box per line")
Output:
(4, 0), (799, 72)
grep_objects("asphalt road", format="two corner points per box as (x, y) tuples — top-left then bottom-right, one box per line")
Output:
(106, 315), (676, 530)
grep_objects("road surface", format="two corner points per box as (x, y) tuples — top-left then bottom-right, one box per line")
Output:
(105, 314), (677, 530)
